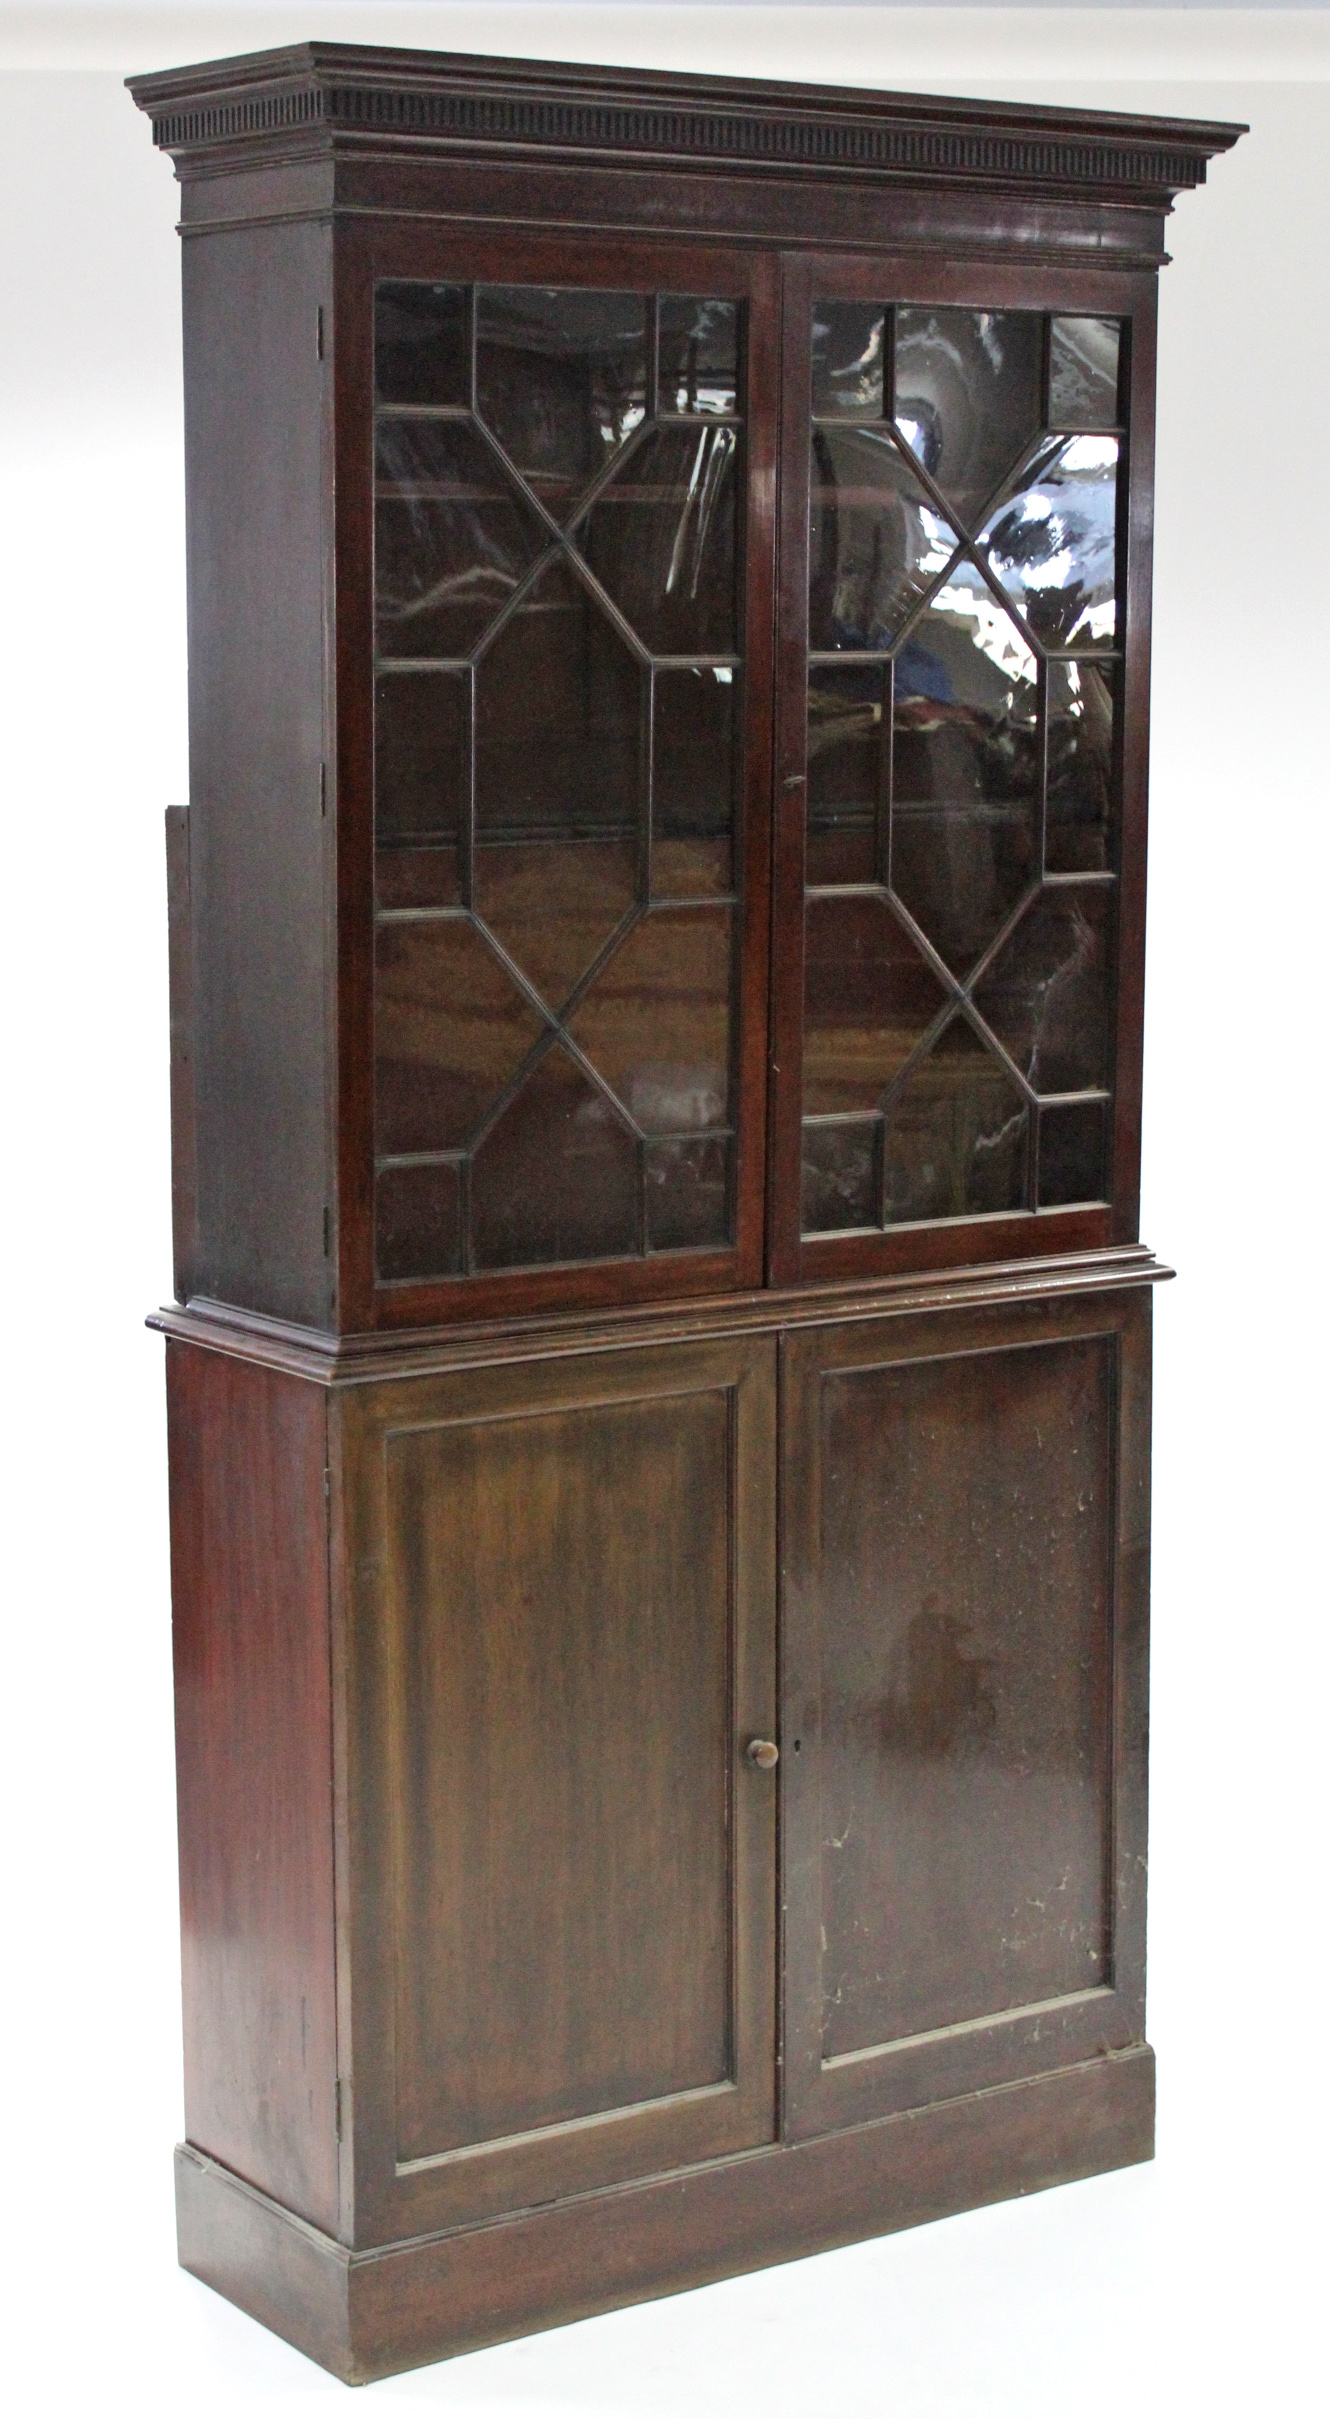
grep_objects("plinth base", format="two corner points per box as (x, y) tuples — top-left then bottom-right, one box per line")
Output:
(176, 2045), (1154, 2385)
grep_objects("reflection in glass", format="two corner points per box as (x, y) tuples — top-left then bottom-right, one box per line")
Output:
(654, 665), (735, 897)
(809, 427), (957, 652)
(475, 556), (643, 840)
(804, 893), (946, 1114)
(1039, 1098), (1109, 1205)
(973, 885), (1113, 1096)
(1047, 659), (1116, 873)
(578, 425), (738, 656)
(471, 1043), (638, 1268)
(882, 1016), (1028, 1222)
(659, 297), (739, 414)
(376, 1161), (462, 1281)
(979, 435), (1119, 650)
(807, 664), (884, 887)
(374, 918), (546, 1155)
(802, 1118), (877, 1233)
(645, 1135), (730, 1249)
(569, 906), (733, 1133)
(1049, 317), (1121, 430)
(375, 282), (468, 407)
(811, 302), (886, 420)
(375, 418), (549, 659)
(475, 287), (647, 520)
(894, 308), (1043, 532)
(474, 839), (636, 1015)
(372, 278), (749, 1280)
(892, 569), (1038, 972)
(375, 670), (466, 909)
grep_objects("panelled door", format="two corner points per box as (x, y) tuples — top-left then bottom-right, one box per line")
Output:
(780, 1288), (1151, 2140)
(335, 1335), (777, 2244)
(769, 253), (1156, 1288)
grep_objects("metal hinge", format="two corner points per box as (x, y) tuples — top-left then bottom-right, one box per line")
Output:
(322, 1203), (331, 1256)
(334, 2077), (343, 2140)
(316, 305), (325, 361)
(323, 1466), (331, 1501)
(319, 760), (327, 818)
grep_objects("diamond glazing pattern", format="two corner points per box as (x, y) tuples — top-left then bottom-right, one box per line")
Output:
(372, 282), (745, 1282)
(802, 302), (1123, 1234)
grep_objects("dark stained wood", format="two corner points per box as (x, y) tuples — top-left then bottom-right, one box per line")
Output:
(332, 1333), (777, 2242)
(136, 41), (1222, 2383)
(164, 804), (197, 1305)
(147, 1241), (1172, 1386)
(1112, 292), (1159, 1242)
(166, 1341), (339, 2231)
(181, 216), (335, 1327)
(130, 43), (1241, 224)
(781, 1289), (1151, 2138)
(175, 2044), (1155, 2383)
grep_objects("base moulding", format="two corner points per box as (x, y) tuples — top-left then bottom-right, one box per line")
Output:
(175, 2044), (1155, 2384)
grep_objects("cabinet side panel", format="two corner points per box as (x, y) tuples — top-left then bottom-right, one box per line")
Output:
(166, 1340), (338, 2230)
(183, 219), (333, 1324)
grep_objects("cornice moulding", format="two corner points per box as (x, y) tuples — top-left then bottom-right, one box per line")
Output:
(126, 41), (1245, 202)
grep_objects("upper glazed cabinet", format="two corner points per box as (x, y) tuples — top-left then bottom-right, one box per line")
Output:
(140, 47), (1239, 1333)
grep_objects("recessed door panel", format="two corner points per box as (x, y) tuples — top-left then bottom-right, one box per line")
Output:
(339, 1336), (777, 2243)
(781, 1292), (1150, 2140)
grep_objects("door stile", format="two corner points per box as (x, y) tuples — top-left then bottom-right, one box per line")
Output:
(768, 255), (815, 1287)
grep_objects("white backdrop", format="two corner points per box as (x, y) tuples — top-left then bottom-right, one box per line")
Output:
(1, 8), (1324, 2414)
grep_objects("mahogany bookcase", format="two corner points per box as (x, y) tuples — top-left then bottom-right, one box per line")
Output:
(132, 43), (1241, 2384)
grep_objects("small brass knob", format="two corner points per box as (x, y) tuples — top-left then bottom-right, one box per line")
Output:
(746, 1737), (779, 1770)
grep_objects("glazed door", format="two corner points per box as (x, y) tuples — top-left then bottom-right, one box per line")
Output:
(769, 254), (1155, 1285)
(336, 1335), (777, 2244)
(780, 1289), (1151, 2140)
(336, 226), (777, 1329)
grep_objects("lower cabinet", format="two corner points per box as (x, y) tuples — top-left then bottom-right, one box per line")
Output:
(166, 1278), (1155, 2376)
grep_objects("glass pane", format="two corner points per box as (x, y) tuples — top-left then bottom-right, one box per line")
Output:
(645, 1135), (730, 1249)
(659, 297), (739, 415)
(375, 281), (468, 407)
(809, 427), (957, 652)
(374, 918), (546, 1155)
(806, 662), (883, 887)
(475, 555), (643, 840)
(375, 670), (465, 846)
(471, 1044), (638, 1268)
(804, 892), (947, 1114)
(882, 1016), (1029, 1223)
(979, 435), (1119, 651)
(475, 287), (647, 521)
(812, 302), (886, 420)
(376, 1161), (462, 1282)
(802, 1119), (877, 1233)
(375, 669), (466, 909)
(1039, 1098), (1109, 1205)
(578, 425), (738, 657)
(892, 570), (1039, 972)
(375, 418), (549, 659)
(1049, 317), (1121, 430)
(654, 666), (735, 896)
(568, 905), (733, 1133)
(1047, 659), (1116, 873)
(474, 838), (636, 1015)
(895, 308), (1043, 533)
(972, 885), (1113, 1096)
